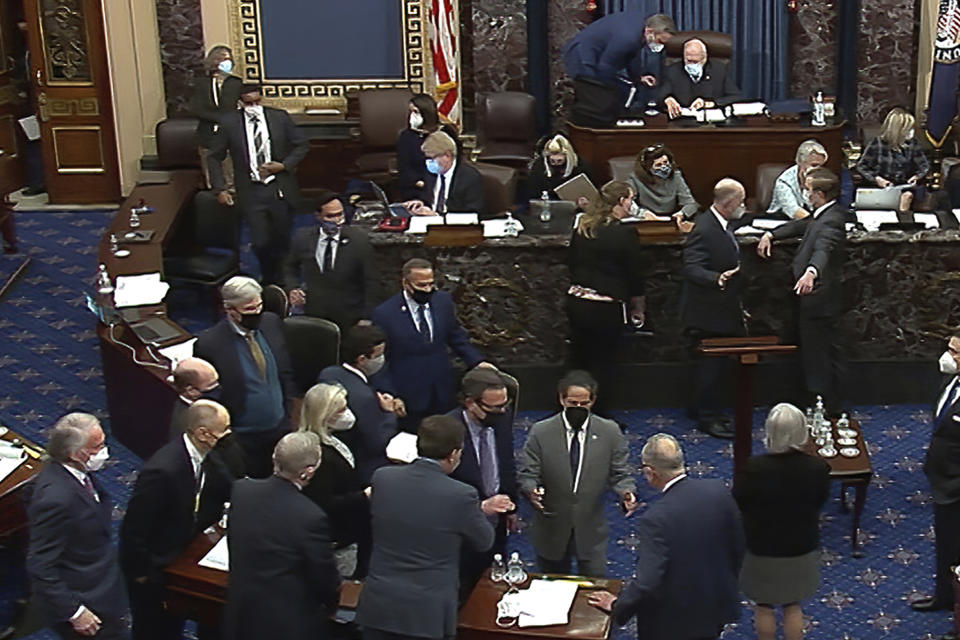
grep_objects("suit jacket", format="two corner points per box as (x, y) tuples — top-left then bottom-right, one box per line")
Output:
(447, 408), (517, 502)
(357, 460), (494, 639)
(659, 59), (740, 108)
(302, 442), (370, 547)
(119, 436), (241, 584)
(568, 222), (645, 302)
(517, 413), (635, 563)
(771, 202), (847, 318)
(225, 476), (341, 640)
(424, 161), (487, 219)
(207, 106), (308, 210)
(194, 312), (296, 426)
(925, 375), (960, 505)
(680, 209), (745, 335)
(611, 478), (745, 640)
(371, 290), (484, 416)
(283, 225), (379, 326)
(562, 11), (653, 85)
(26, 463), (128, 623)
(318, 364), (397, 483)
(188, 74), (242, 148)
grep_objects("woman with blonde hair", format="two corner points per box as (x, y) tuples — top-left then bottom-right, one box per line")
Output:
(566, 180), (645, 411)
(299, 382), (372, 578)
(856, 107), (930, 213)
(527, 132), (590, 200)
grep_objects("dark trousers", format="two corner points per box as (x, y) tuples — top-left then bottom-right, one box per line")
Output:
(536, 532), (606, 578)
(459, 515), (505, 601)
(566, 296), (624, 413)
(934, 500), (960, 605)
(685, 326), (745, 421)
(235, 426), (285, 479)
(128, 580), (183, 640)
(25, 140), (45, 191)
(799, 313), (846, 415)
(243, 182), (294, 286)
(53, 615), (127, 640)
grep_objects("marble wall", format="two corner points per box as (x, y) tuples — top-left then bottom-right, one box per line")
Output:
(856, 0), (919, 126)
(547, 1), (593, 126)
(789, 3), (837, 100)
(155, 0), (205, 115)
(470, 0), (529, 96)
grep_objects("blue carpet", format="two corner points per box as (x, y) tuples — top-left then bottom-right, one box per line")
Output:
(0, 210), (953, 640)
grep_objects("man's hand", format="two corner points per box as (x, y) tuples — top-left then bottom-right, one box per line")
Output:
(640, 209), (659, 221)
(377, 392), (396, 413)
(481, 494), (515, 516)
(392, 397), (407, 418)
(576, 196), (591, 210)
(875, 177), (892, 188)
(216, 190), (234, 206)
(525, 487), (545, 511)
(672, 213), (693, 233)
(289, 289), (306, 306)
(639, 75), (657, 87)
(587, 591), (617, 613)
(794, 269), (816, 296)
(717, 265), (740, 290)
(629, 309), (645, 327)
(403, 200), (436, 216)
(71, 607), (101, 637)
(505, 513), (520, 534)
(690, 97), (706, 111)
(258, 161), (285, 178)
(664, 96), (682, 119)
(621, 491), (639, 516)
(757, 232), (773, 259)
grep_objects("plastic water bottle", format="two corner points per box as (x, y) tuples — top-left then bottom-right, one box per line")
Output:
(218, 502), (231, 529)
(812, 91), (826, 127)
(129, 210), (141, 229)
(505, 552), (525, 586)
(504, 212), (520, 238)
(540, 191), (552, 223)
(490, 553), (506, 582)
(805, 407), (814, 436)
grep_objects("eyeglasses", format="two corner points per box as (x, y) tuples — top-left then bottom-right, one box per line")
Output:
(479, 400), (512, 414)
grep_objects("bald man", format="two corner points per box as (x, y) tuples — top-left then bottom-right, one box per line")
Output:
(169, 357), (220, 438)
(661, 38), (740, 118)
(679, 179), (747, 439)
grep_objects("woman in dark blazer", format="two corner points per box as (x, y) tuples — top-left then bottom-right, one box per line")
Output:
(396, 94), (457, 201)
(732, 402), (831, 640)
(300, 383), (372, 578)
(566, 180), (645, 411)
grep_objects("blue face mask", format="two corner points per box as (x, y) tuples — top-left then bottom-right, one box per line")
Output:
(685, 62), (703, 79)
(320, 220), (341, 235)
(425, 158), (442, 175)
(217, 59), (233, 74)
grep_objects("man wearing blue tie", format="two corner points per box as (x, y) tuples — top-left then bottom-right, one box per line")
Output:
(371, 258), (494, 430)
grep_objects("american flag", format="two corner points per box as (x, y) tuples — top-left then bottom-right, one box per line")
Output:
(939, 0), (960, 44)
(429, 0), (460, 126)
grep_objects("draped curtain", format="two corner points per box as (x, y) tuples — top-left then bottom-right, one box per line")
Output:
(602, 0), (789, 102)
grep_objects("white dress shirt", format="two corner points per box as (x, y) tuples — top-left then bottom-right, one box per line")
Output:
(431, 159), (456, 213)
(61, 463), (99, 502)
(562, 412), (588, 493)
(937, 378), (960, 418)
(315, 231), (341, 273)
(343, 362), (368, 384)
(662, 472), (687, 493)
(243, 105), (274, 184)
(403, 290), (435, 337)
(710, 205), (729, 231)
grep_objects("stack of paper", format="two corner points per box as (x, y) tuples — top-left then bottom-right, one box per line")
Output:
(752, 218), (788, 231)
(158, 338), (197, 367)
(386, 432), (418, 463)
(731, 102), (767, 117)
(517, 579), (578, 627)
(0, 442), (27, 484)
(198, 536), (229, 572)
(482, 218), (525, 238)
(406, 216), (445, 234)
(855, 210), (899, 232)
(114, 273), (170, 308)
(679, 107), (725, 122)
(915, 213), (940, 229)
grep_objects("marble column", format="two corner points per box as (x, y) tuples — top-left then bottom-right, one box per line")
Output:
(155, 0), (205, 115)
(789, 3), (838, 100)
(857, 0), (919, 126)
(470, 0), (528, 96)
(547, 1), (592, 127)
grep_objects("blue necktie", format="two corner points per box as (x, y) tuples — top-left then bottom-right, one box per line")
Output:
(569, 426), (581, 489)
(477, 427), (498, 497)
(416, 304), (432, 342)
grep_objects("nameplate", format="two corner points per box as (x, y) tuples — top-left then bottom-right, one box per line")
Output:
(621, 220), (682, 244)
(424, 224), (484, 247)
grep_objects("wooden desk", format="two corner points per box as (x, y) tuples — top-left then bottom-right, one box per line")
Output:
(458, 572), (622, 640)
(0, 427), (44, 539)
(802, 419), (872, 557)
(567, 117), (845, 205)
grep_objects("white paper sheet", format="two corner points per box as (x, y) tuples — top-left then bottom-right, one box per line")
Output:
(386, 432), (418, 463)
(18, 116), (40, 141)
(733, 225), (763, 236)
(198, 536), (229, 572)
(114, 273), (170, 308)
(158, 338), (197, 367)
(751, 218), (788, 231)
(679, 107), (725, 122)
(731, 102), (767, 117)
(481, 218), (525, 238)
(517, 579), (578, 628)
(855, 210), (899, 232)
(444, 213), (479, 225)
(0, 447), (26, 484)
(405, 216), (445, 234)
(915, 213), (939, 229)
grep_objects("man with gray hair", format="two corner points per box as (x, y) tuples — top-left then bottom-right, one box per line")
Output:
(589, 433), (744, 640)
(225, 431), (341, 640)
(27, 413), (128, 639)
(402, 130), (486, 218)
(661, 37), (740, 118)
(195, 275), (295, 478)
(767, 139), (829, 220)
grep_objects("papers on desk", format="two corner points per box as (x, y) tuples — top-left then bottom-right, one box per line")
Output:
(752, 218), (788, 231)
(198, 536), (229, 572)
(18, 115), (40, 141)
(731, 101), (767, 117)
(114, 273), (170, 308)
(406, 214), (481, 234)
(0, 442), (26, 484)
(516, 579), (578, 628)
(386, 432), (418, 463)
(679, 107), (725, 122)
(915, 213), (940, 229)
(482, 218), (525, 238)
(733, 225), (764, 236)
(445, 213), (479, 225)
(158, 338), (196, 367)
(855, 210), (899, 232)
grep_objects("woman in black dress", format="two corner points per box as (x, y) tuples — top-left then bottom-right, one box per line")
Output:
(299, 382), (371, 578)
(732, 402), (831, 640)
(395, 94), (444, 201)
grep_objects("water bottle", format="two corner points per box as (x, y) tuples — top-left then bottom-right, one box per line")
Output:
(539, 191), (552, 223)
(812, 91), (826, 127)
(504, 212), (520, 238)
(505, 551), (525, 586)
(490, 553), (506, 582)
(218, 501), (231, 529)
(129, 210), (141, 229)
(109, 234), (120, 254)
(805, 407), (814, 436)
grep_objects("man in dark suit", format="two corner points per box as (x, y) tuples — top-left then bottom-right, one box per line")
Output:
(914, 334), (960, 612)
(402, 130), (487, 219)
(195, 276), (296, 478)
(661, 38), (740, 118)
(207, 83), (308, 285)
(225, 431), (341, 640)
(588, 434), (745, 640)
(26, 413), (128, 640)
(680, 178), (747, 439)
(757, 167), (847, 414)
(120, 401), (236, 640)
(284, 190), (379, 331)
(357, 415), (512, 640)
(371, 258), (492, 429)
(188, 45), (241, 191)
(168, 357), (220, 438)
(318, 325), (401, 483)
(446, 368), (519, 594)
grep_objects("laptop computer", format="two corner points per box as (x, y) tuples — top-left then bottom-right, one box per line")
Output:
(525, 200), (578, 235)
(854, 188), (902, 210)
(370, 181), (411, 218)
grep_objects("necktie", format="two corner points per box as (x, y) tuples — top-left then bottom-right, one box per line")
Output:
(81, 475), (98, 502)
(322, 236), (336, 273)
(416, 304), (432, 342)
(569, 426), (581, 489)
(194, 467), (205, 516)
(435, 173), (447, 214)
(937, 379), (959, 426)
(250, 115), (266, 178)
(477, 427), (498, 498)
(726, 229), (740, 255)
(245, 332), (267, 379)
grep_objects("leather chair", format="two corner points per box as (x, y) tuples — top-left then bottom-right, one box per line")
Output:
(754, 162), (789, 213)
(471, 161), (518, 216)
(608, 155), (636, 182)
(262, 284), (289, 318)
(155, 118), (201, 169)
(476, 92), (537, 172)
(283, 316), (340, 394)
(664, 31), (733, 66)
(352, 88), (413, 186)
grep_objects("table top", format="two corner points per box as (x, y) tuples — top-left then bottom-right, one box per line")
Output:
(0, 426), (44, 500)
(458, 571), (622, 640)
(568, 115), (846, 134)
(801, 419), (872, 477)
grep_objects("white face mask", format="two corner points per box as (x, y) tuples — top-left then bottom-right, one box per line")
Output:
(329, 407), (357, 432)
(217, 59), (233, 74)
(85, 446), (109, 472)
(648, 42), (664, 53)
(243, 104), (260, 116)
(627, 201), (640, 218)
(363, 353), (385, 377)
(940, 350), (959, 375)
(409, 111), (424, 130)
(685, 62), (703, 79)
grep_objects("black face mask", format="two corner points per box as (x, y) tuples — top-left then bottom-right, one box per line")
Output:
(410, 288), (434, 305)
(564, 406), (589, 430)
(238, 311), (262, 331)
(199, 385), (222, 402)
(479, 411), (501, 428)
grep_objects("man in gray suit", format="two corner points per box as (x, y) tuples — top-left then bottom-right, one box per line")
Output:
(519, 370), (637, 577)
(357, 415), (513, 640)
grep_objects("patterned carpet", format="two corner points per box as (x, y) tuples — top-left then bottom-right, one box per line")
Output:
(0, 210), (953, 640)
